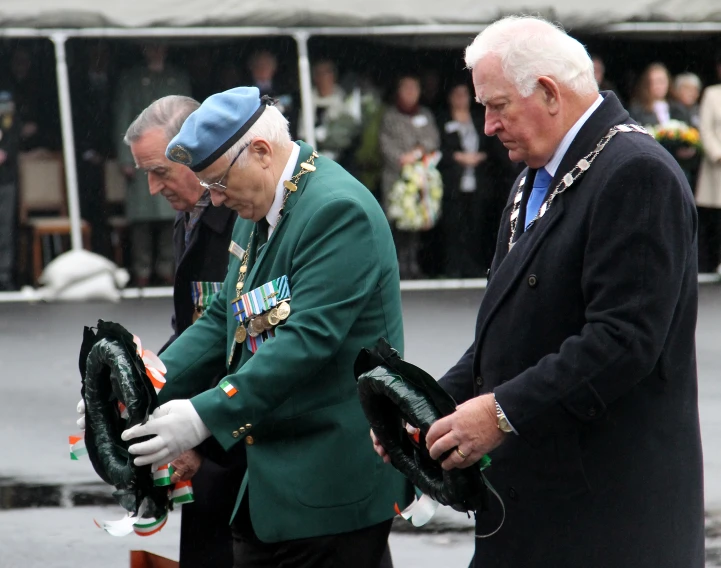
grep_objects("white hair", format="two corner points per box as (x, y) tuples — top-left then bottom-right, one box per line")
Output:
(673, 72), (702, 92)
(124, 95), (199, 145)
(465, 15), (597, 98)
(224, 105), (291, 168)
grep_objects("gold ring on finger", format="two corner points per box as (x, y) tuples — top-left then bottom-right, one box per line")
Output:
(456, 447), (468, 460)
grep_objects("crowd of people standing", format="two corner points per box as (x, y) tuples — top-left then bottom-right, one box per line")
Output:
(2, 40), (721, 288)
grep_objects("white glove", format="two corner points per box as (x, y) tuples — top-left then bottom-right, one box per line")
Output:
(121, 400), (211, 469)
(77, 398), (86, 430)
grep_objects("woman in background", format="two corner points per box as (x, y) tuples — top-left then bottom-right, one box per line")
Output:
(436, 81), (489, 278)
(379, 73), (440, 279)
(629, 63), (686, 127)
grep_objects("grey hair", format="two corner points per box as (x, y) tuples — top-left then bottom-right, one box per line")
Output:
(124, 95), (200, 145)
(673, 72), (702, 93)
(223, 105), (291, 168)
(465, 15), (597, 98)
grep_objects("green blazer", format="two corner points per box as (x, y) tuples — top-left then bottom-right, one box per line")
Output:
(158, 141), (412, 542)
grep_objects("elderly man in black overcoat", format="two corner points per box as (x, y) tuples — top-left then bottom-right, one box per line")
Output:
(124, 95), (241, 568)
(374, 15), (704, 568)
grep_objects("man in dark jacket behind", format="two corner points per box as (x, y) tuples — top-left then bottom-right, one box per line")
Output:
(374, 15), (704, 568)
(125, 95), (241, 568)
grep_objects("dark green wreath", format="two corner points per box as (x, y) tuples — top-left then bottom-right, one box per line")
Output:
(79, 320), (168, 518)
(354, 339), (489, 513)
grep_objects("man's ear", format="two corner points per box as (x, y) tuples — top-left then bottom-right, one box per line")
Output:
(537, 76), (561, 116)
(251, 138), (273, 166)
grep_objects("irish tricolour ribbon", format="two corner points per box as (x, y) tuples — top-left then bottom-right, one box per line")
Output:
(220, 379), (237, 397)
(70, 334), (194, 537)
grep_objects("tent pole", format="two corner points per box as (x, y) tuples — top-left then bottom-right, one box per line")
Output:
(51, 33), (83, 251)
(293, 31), (316, 149)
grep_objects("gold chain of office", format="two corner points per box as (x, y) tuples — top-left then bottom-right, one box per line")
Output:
(233, 150), (319, 299)
(507, 124), (651, 252)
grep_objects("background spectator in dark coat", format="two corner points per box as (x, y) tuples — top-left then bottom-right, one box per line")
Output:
(437, 81), (489, 277)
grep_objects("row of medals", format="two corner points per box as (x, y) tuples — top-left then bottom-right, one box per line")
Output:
(234, 300), (291, 343)
(231, 153), (317, 346)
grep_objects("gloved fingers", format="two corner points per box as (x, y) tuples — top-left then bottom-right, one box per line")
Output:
(77, 399), (85, 414)
(127, 435), (167, 456)
(121, 423), (147, 442)
(133, 447), (171, 467)
(121, 417), (163, 442)
(150, 404), (173, 419)
(76, 415), (86, 430)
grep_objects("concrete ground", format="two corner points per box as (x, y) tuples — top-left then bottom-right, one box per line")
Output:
(0, 286), (719, 566)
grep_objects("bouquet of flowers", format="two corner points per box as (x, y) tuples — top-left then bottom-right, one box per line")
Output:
(387, 152), (443, 231)
(649, 119), (701, 151)
(648, 120), (702, 171)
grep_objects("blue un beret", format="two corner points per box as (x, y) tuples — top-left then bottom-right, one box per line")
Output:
(166, 86), (267, 172)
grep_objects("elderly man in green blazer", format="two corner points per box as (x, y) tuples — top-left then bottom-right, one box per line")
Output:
(121, 87), (411, 567)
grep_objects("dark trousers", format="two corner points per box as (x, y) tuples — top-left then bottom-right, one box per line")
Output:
(178, 457), (243, 568)
(0, 182), (17, 289)
(441, 191), (486, 278)
(129, 221), (175, 283)
(394, 229), (423, 280)
(232, 496), (394, 568)
(697, 206), (721, 273)
(77, 159), (112, 259)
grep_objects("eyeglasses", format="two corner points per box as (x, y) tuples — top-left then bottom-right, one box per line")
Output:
(199, 142), (250, 192)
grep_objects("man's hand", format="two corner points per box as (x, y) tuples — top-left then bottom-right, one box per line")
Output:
(426, 394), (506, 471)
(121, 400), (211, 469)
(170, 449), (204, 483)
(370, 429), (391, 464)
(370, 422), (420, 464)
(76, 398), (86, 430)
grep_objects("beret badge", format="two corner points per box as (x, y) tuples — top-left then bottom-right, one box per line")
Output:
(169, 144), (192, 166)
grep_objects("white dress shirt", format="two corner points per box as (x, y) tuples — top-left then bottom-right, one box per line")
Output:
(545, 94), (604, 176)
(266, 142), (300, 238)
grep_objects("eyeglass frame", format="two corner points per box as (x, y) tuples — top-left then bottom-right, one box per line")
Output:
(198, 141), (251, 192)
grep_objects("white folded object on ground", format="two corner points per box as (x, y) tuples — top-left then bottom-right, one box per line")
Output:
(31, 250), (130, 302)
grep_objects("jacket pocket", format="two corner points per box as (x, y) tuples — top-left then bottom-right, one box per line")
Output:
(562, 383), (607, 423)
(287, 400), (379, 509)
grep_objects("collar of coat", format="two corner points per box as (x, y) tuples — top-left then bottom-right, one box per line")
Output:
(281, 139), (315, 217)
(549, 91), (630, 189)
(175, 202), (235, 234)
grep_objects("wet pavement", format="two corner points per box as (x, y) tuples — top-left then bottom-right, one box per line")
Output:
(0, 285), (719, 566)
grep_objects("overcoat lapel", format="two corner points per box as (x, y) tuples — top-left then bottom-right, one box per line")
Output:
(475, 197), (565, 349)
(474, 92), (631, 354)
(178, 205), (234, 268)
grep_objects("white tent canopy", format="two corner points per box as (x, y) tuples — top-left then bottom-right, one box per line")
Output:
(1, 0), (721, 30)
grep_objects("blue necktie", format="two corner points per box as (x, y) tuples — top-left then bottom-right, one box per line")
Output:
(525, 167), (552, 229)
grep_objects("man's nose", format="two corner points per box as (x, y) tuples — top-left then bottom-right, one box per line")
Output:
(148, 175), (163, 196)
(484, 115), (500, 137)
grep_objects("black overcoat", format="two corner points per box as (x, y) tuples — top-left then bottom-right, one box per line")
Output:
(162, 204), (236, 353)
(160, 203), (245, 568)
(440, 93), (704, 567)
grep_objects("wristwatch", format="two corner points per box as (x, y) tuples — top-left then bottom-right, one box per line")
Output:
(494, 396), (513, 433)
